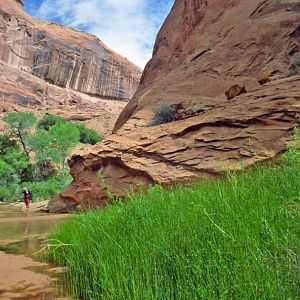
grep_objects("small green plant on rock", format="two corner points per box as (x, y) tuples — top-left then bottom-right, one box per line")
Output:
(288, 52), (300, 76)
(288, 65), (299, 76)
(293, 52), (300, 67)
(149, 103), (177, 126)
(97, 171), (116, 201)
(76, 124), (103, 145)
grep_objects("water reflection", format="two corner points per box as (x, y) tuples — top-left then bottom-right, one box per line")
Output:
(0, 205), (72, 300)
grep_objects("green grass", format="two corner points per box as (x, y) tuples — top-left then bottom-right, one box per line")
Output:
(48, 162), (300, 300)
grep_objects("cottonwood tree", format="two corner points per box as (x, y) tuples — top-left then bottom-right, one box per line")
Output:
(4, 112), (37, 160)
(27, 130), (57, 180)
(0, 134), (31, 200)
(48, 122), (80, 168)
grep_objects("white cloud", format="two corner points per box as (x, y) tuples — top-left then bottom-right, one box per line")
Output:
(34, 0), (173, 68)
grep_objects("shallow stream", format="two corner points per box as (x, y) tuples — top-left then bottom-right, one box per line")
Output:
(0, 204), (73, 299)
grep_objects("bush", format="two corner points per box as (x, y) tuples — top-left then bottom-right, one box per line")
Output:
(37, 114), (103, 145)
(4, 112), (37, 132)
(288, 52), (300, 76)
(0, 184), (20, 202)
(24, 179), (62, 201)
(0, 134), (18, 155)
(76, 124), (103, 145)
(149, 103), (177, 126)
(293, 52), (300, 68)
(288, 65), (299, 76)
(0, 114), (77, 203)
(48, 122), (80, 167)
(37, 114), (66, 131)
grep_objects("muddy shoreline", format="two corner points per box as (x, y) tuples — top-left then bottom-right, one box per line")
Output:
(0, 200), (50, 213)
(0, 204), (72, 299)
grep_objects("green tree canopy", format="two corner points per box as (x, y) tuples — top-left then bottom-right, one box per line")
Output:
(49, 122), (80, 167)
(0, 134), (18, 155)
(4, 112), (37, 159)
(28, 131), (53, 165)
(0, 134), (31, 201)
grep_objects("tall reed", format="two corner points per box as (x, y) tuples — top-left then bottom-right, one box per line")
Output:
(48, 161), (300, 299)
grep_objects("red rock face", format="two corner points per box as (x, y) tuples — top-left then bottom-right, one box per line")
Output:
(0, 0), (141, 100)
(115, 0), (300, 129)
(0, 0), (141, 134)
(45, 0), (300, 212)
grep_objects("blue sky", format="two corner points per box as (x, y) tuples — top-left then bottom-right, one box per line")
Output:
(24, 0), (174, 68)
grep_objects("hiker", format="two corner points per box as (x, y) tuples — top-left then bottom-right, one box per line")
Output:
(23, 187), (32, 209)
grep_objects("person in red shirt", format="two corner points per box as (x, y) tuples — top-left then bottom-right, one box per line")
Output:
(23, 187), (32, 209)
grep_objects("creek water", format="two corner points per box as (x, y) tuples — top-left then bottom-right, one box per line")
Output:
(0, 204), (73, 300)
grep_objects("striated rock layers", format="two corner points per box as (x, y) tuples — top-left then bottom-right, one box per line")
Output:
(0, 0), (141, 134)
(48, 0), (300, 212)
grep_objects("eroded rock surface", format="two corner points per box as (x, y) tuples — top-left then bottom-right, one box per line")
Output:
(0, 0), (141, 134)
(48, 0), (300, 212)
(115, 0), (300, 130)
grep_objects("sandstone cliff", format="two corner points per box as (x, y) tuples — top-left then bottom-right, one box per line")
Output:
(115, 0), (300, 130)
(0, 0), (141, 134)
(48, 0), (300, 212)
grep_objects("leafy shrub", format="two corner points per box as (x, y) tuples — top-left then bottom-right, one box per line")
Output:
(0, 169), (72, 203)
(76, 124), (103, 145)
(0, 184), (20, 202)
(37, 114), (66, 131)
(23, 179), (62, 201)
(4, 112), (37, 132)
(149, 103), (177, 126)
(288, 65), (299, 76)
(37, 114), (103, 145)
(48, 122), (80, 167)
(0, 134), (18, 155)
(1, 112), (103, 202)
(288, 52), (300, 76)
(0, 113), (79, 202)
(293, 52), (300, 68)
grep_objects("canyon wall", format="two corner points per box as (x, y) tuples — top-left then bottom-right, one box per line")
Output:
(115, 0), (300, 130)
(0, 0), (142, 134)
(44, 0), (299, 212)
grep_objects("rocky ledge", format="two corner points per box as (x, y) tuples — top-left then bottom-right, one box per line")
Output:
(48, 76), (300, 212)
